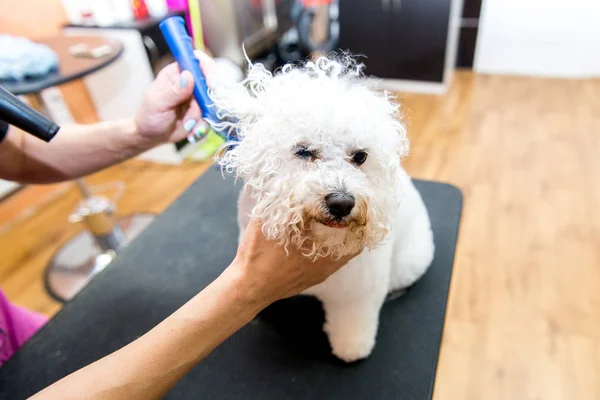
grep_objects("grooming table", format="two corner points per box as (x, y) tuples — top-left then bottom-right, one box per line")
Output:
(0, 168), (462, 400)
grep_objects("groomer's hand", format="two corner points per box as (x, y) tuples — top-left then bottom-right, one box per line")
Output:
(134, 50), (218, 146)
(230, 219), (361, 306)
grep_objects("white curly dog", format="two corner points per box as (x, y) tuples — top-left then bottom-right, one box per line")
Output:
(213, 56), (435, 363)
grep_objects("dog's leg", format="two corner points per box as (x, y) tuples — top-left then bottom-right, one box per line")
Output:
(322, 287), (387, 363)
(389, 181), (435, 291)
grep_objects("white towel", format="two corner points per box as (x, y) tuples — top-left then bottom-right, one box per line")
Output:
(0, 35), (59, 81)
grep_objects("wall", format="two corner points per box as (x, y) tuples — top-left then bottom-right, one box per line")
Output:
(0, 0), (99, 123)
(474, 0), (600, 78)
(0, 0), (67, 38)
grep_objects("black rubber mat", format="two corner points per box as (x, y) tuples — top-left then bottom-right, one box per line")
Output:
(0, 167), (462, 399)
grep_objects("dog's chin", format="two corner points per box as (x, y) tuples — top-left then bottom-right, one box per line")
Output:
(304, 220), (364, 257)
(313, 221), (349, 234)
(310, 219), (364, 250)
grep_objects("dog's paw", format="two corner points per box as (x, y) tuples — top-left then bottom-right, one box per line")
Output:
(330, 335), (375, 363)
(325, 323), (376, 363)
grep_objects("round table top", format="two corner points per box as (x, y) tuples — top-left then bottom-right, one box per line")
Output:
(0, 35), (123, 96)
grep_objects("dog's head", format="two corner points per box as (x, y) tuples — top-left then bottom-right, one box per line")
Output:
(213, 56), (409, 259)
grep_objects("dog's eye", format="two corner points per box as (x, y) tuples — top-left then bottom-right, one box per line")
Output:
(294, 146), (318, 161)
(352, 150), (368, 166)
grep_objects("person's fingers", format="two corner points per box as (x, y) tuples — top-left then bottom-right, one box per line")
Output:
(169, 100), (203, 142)
(152, 64), (195, 112)
(150, 53), (215, 112)
(236, 218), (263, 256)
(173, 69), (196, 108)
(182, 101), (202, 128)
(179, 70), (195, 97)
(340, 249), (362, 265)
(323, 249), (362, 275)
(239, 219), (257, 242)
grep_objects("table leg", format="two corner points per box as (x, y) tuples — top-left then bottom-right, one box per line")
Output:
(31, 90), (156, 302)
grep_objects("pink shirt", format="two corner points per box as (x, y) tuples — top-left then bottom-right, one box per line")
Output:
(0, 289), (47, 367)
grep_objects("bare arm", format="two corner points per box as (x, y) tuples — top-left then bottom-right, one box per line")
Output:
(30, 265), (262, 400)
(30, 220), (358, 400)
(0, 52), (217, 184)
(0, 119), (144, 183)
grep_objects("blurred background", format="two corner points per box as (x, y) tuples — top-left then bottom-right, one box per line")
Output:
(0, 1), (598, 399)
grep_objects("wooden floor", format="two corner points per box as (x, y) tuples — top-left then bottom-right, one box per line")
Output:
(1, 71), (599, 399)
(0, 160), (210, 316)
(400, 72), (600, 400)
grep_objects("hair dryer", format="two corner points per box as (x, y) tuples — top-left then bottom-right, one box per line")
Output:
(0, 85), (60, 142)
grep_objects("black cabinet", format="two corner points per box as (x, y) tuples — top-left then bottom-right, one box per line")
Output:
(338, 0), (454, 83)
(457, 0), (482, 68)
(336, 0), (394, 78)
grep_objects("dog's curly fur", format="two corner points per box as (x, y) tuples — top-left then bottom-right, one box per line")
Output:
(212, 55), (435, 362)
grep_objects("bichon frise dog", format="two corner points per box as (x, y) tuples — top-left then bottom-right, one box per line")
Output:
(213, 56), (435, 363)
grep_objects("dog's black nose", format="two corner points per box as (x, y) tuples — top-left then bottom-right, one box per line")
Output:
(325, 193), (355, 218)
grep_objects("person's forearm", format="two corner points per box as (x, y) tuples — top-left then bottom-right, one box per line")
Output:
(31, 263), (268, 400)
(0, 119), (154, 184)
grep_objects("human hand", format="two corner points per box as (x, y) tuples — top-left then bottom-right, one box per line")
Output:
(134, 51), (217, 147)
(229, 219), (361, 307)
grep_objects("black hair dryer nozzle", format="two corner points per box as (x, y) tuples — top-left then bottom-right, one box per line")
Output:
(0, 85), (60, 142)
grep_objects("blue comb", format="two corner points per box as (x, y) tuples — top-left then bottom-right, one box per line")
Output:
(159, 16), (228, 142)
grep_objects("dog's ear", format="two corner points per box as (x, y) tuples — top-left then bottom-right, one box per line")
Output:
(209, 78), (256, 122)
(209, 62), (274, 123)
